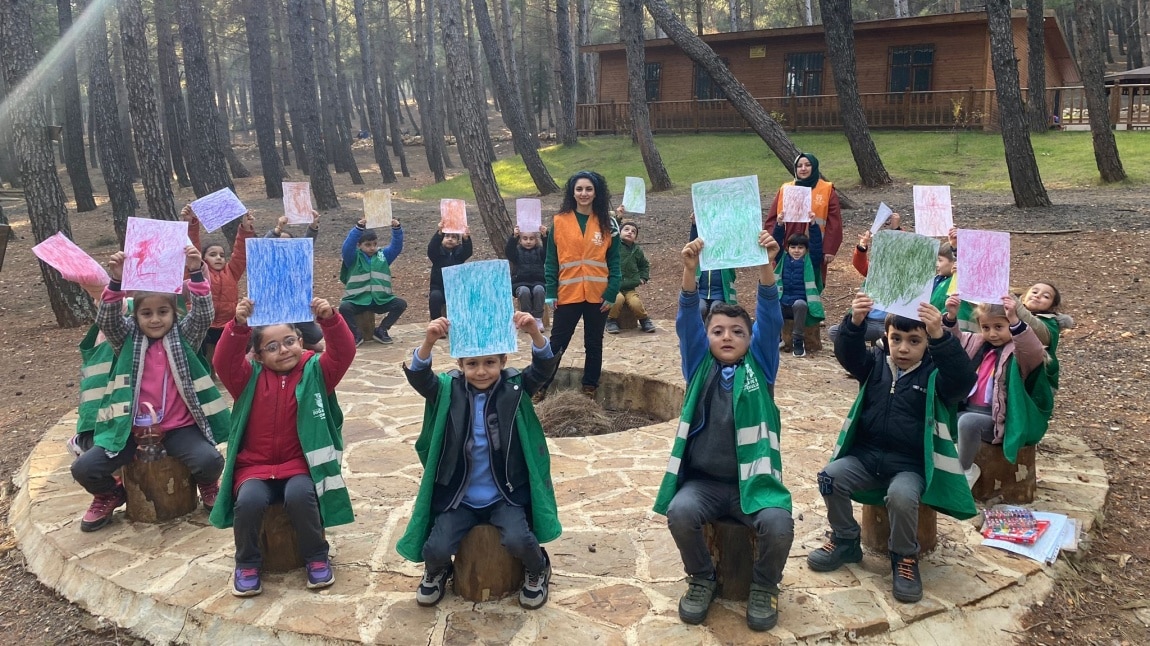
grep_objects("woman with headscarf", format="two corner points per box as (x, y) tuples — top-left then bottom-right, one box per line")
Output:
(765, 153), (842, 283)
(538, 171), (621, 401)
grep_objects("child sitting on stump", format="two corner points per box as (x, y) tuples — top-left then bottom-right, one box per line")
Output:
(339, 218), (406, 346)
(809, 293), (976, 603)
(771, 219), (825, 357)
(654, 232), (793, 632)
(606, 217), (655, 334)
(397, 313), (561, 609)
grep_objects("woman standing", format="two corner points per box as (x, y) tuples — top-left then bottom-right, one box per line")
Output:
(540, 171), (621, 400)
(765, 153), (842, 283)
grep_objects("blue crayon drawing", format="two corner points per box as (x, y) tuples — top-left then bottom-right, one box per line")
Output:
(246, 238), (314, 326)
(691, 175), (768, 271)
(190, 188), (247, 232)
(442, 259), (516, 358)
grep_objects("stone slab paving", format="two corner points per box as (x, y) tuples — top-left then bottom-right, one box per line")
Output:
(11, 322), (1107, 644)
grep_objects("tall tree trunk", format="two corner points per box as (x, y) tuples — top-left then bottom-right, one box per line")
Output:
(269, 0), (299, 170)
(177, 0), (234, 198)
(500, 0), (534, 142)
(287, 0), (339, 208)
(206, 12), (252, 179)
(379, 0), (410, 176)
(406, 0), (446, 181)
(1057, 6), (1077, 59)
(0, 0), (95, 326)
(427, 0), (455, 170)
(577, 0), (596, 103)
(1124, 0), (1144, 68)
(728, 0), (740, 30)
(244, 0), (287, 197)
(326, 0), (365, 181)
(620, 0), (672, 191)
(473, 0), (559, 194)
(118, 0), (178, 221)
(554, 0), (578, 144)
(1026, 0), (1050, 133)
(1141, 0), (1150, 65)
(110, 25), (140, 179)
(311, 0), (362, 183)
(80, 0), (137, 244)
(352, 0), (396, 182)
(155, 0), (192, 188)
(819, 0), (891, 187)
(986, 0), (1051, 207)
(56, 0), (97, 211)
(437, 0), (512, 255)
(1075, 0), (1127, 182)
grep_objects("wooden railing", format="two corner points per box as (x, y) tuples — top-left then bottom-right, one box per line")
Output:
(576, 85), (1150, 134)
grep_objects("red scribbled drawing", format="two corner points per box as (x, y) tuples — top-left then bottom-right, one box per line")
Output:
(440, 199), (468, 234)
(122, 218), (188, 293)
(913, 185), (953, 237)
(956, 229), (1011, 304)
(32, 233), (109, 287)
(282, 182), (313, 224)
(781, 185), (812, 223)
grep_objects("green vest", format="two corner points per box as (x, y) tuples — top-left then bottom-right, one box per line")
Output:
(94, 332), (230, 452)
(340, 251), (395, 306)
(930, 275), (953, 311)
(831, 372), (976, 520)
(774, 254), (825, 325)
(695, 267), (737, 304)
(653, 353), (793, 516)
(210, 356), (354, 529)
(396, 372), (562, 562)
(77, 325), (115, 433)
(1002, 354), (1054, 464)
(1037, 315), (1061, 390)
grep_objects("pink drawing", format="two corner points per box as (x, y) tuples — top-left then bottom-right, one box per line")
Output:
(31, 233), (110, 288)
(440, 199), (468, 234)
(780, 185), (812, 223)
(956, 229), (1011, 304)
(913, 185), (953, 237)
(516, 198), (542, 233)
(121, 218), (189, 293)
(282, 182), (313, 225)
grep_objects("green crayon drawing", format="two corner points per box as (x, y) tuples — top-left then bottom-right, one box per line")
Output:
(868, 230), (939, 318)
(691, 175), (767, 271)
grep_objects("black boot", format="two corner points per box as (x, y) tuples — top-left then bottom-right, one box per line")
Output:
(890, 552), (923, 603)
(806, 534), (862, 572)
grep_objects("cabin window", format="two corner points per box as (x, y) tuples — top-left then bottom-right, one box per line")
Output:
(784, 52), (824, 96)
(694, 58), (730, 101)
(645, 63), (662, 101)
(888, 44), (935, 94)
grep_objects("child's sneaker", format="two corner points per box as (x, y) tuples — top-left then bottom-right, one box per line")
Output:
(806, 534), (862, 572)
(372, 327), (393, 344)
(964, 464), (981, 488)
(306, 559), (335, 589)
(792, 337), (806, 357)
(66, 434), (84, 457)
(80, 485), (127, 532)
(353, 332), (364, 347)
(677, 574), (718, 624)
(890, 552), (923, 603)
(197, 480), (220, 511)
(640, 318), (656, 333)
(605, 319), (620, 334)
(746, 582), (779, 631)
(519, 550), (551, 609)
(232, 567), (262, 597)
(581, 385), (597, 400)
(416, 565), (452, 607)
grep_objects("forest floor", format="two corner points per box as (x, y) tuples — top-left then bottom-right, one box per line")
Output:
(1, 138), (1148, 644)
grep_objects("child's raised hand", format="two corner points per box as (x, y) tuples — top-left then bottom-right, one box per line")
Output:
(185, 245), (203, 272)
(948, 226), (958, 248)
(945, 294), (961, 319)
(241, 212), (255, 232)
(235, 298), (253, 326)
(425, 317), (449, 344)
(889, 212), (901, 230)
(851, 291), (874, 325)
(539, 224), (548, 236)
(310, 209), (320, 226)
(312, 297), (334, 320)
(277, 215), (289, 228)
(1002, 294), (1019, 324)
(615, 205), (625, 217)
(391, 218), (400, 228)
(858, 230), (872, 250)
(463, 225), (470, 239)
(180, 205), (198, 224)
(682, 238), (704, 270)
(918, 302), (944, 338)
(437, 220), (444, 233)
(512, 311), (536, 331)
(513, 225), (520, 237)
(759, 230), (779, 257)
(107, 251), (125, 281)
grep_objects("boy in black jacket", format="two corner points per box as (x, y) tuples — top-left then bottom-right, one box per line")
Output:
(427, 222), (473, 320)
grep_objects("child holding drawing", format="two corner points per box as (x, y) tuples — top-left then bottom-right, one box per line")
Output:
(183, 205), (256, 367)
(397, 312), (561, 609)
(266, 213), (325, 352)
(210, 297), (356, 596)
(505, 225), (548, 331)
(427, 221), (473, 320)
(71, 245), (228, 532)
(828, 212), (902, 345)
(771, 218), (825, 357)
(338, 218), (407, 346)
(765, 152), (842, 282)
(606, 219), (656, 334)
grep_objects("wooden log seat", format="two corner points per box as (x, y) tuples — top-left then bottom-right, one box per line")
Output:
(122, 456), (198, 522)
(971, 442), (1037, 504)
(781, 319), (823, 353)
(704, 517), (756, 600)
(259, 503), (308, 572)
(615, 304), (639, 330)
(860, 504), (938, 555)
(355, 311), (376, 339)
(452, 524), (523, 602)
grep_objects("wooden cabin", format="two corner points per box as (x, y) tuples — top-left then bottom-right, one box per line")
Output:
(578, 10), (1081, 133)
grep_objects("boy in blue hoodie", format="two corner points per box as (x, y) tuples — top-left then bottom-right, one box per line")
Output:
(771, 219), (825, 357)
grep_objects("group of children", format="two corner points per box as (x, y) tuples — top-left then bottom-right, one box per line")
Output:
(63, 176), (1070, 633)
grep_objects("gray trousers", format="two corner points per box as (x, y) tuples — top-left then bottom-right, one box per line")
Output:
(71, 425), (224, 495)
(233, 475), (329, 569)
(422, 500), (545, 575)
(782, 300), (808, 339)
(818, 456), (925, 556)
(666, 479), (795, 588)
(515, 285), (546, 318)
(957, 410), (996, 469)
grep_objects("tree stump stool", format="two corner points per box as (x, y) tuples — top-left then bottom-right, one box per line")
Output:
(704, 518), (756, 600)
(860, 505), (937, 555)
(355, 311), (376, 339)
(615, 304), (639, 330)
(452, 524), (522, 602)
(122, 456), (198, 522)
(259, 504), (308, 572)
(781, 319), (822, 353)
(971, 442), (1036, 503)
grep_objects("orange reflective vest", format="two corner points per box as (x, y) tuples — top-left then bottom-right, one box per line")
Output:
(553, 211), (611, 304)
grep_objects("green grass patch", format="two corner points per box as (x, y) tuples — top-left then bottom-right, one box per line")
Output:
(410, 130), (1149, 201)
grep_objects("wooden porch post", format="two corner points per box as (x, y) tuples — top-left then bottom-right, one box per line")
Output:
(902, 89), (911, 128)
(1109, 84), (1121, 126)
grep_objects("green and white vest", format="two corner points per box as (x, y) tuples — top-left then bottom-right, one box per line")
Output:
(77, 325), (114, 433)
(340, 251), (396, 306)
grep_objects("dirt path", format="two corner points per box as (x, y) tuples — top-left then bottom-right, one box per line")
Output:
(1, 142), (1148, 644)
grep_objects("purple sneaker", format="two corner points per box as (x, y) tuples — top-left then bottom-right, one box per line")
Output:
(306, 559), (335, 589)
(232, 567), (262, 597)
